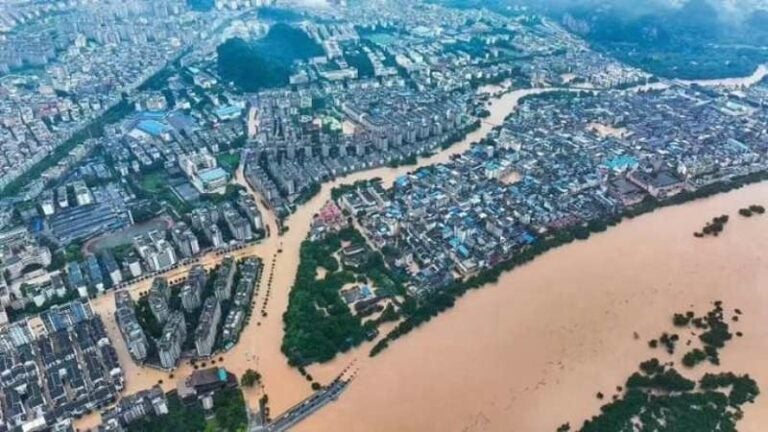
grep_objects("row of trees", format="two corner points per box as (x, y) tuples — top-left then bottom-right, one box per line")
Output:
(577, 365), (758, 431)
(565, 296), (758, 431)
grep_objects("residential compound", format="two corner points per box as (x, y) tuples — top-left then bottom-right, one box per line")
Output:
(114, 258), (261, 369)
(0, 301), (123, 431)
(346, 82), (768, 294)
(244, 85), (474, 216)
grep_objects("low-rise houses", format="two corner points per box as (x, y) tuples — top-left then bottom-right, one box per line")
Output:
(347, 82), (768, 295)
(101, 252), (123, 286)
(0, 301), (123, 431)
(100, 385), (168, 432)
(85, 254), (105, 293)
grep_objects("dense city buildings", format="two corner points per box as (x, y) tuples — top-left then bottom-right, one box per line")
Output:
(111, 256), (260, 370)
(0, 301), (123, 431)
(347, 82), (768, 293)
(0, 0), (767, 430)
(100, 385), (168, 431)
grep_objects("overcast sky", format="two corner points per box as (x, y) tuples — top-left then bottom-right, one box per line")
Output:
(523, 0), (768, 22)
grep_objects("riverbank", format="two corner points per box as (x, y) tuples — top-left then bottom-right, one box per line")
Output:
(298, 181), (768, 432)
(679, 64), (768, 88)
(76, 83), (552, 429)
(78, 68), (768, 430)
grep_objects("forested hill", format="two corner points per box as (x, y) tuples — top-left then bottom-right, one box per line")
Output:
(432, 0), (768, 80)
(216, 23), (323, 92)
(550, 0), (768, 80)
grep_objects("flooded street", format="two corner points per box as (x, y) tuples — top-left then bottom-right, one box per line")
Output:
(79, 84), (553, 428)
(79, 71), (768, 431)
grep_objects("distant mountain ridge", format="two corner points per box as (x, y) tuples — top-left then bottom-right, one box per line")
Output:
(541, 0), (768, 79)
(432, 0), (768, 79)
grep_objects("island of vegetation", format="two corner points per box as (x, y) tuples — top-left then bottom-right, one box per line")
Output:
(738, 204), (766, 218)
(559, 302), (759, 431)
(693, 214), (728, 238)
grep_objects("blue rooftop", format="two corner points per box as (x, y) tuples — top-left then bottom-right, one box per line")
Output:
(139, 111), (166, 119)
(604, 155), (638, 170)
(136, 119), (169, 137)
(215, 105), (242, 118)
(199, 167), (228, 183)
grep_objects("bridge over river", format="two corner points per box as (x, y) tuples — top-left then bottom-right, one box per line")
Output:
(250, 367), (357, 432)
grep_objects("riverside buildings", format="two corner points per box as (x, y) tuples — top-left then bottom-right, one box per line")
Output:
(348, 83), (768, 294)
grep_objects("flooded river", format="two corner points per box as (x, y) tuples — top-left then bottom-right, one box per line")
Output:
(300, 181), (768, 432)
(80, 83), (552, 428)
(81, 69), (768, 431)
(680, 64), (768, 88)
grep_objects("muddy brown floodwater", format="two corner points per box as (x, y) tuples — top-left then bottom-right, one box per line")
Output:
(77, 83), (551, 429)
(79, 74), (768, 431)
(300, 182), (768, 432)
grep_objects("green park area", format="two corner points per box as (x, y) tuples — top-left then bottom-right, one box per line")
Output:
(281, 226), (405, 366)
(127, 388), (248, 432)
(217, 152), (241, 173)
